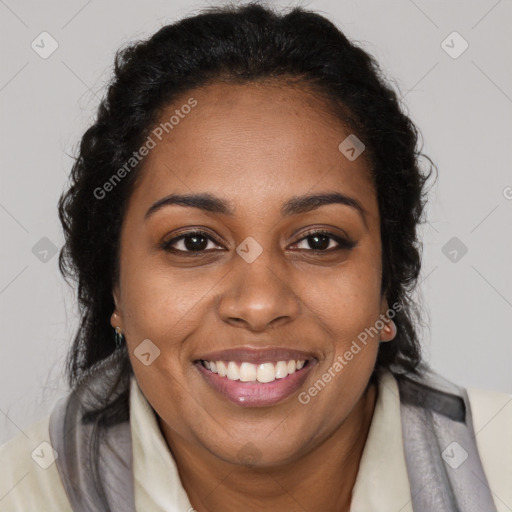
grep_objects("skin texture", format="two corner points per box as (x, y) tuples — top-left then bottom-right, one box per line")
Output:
(111, 80), (395, 512)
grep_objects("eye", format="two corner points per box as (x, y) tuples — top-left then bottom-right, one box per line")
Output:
(290, 229), (357, 252)
(161, 230), (223, 254)
(161, 228), (356, 255)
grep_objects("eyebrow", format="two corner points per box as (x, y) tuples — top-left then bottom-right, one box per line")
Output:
(144, 191), (368, 226)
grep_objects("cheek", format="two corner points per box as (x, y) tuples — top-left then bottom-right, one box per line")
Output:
(119, 253), (218, 341)
(131, 361), (202, 442)
(308, 257), (382, 338)
(297, 267), (382, 424)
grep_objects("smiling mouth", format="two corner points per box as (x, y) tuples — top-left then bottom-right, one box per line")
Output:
(199, 359), (310, 383)
(195, 356), (316, 407)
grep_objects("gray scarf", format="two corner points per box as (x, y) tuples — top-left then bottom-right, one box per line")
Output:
(49, 351), (497, 511)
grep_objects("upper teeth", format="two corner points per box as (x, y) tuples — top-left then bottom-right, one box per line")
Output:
(202, 359), (306, 383)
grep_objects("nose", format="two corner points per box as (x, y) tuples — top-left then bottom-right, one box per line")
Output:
(217, 250), (301, 332)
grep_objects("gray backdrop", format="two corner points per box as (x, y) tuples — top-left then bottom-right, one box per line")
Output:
(1, 0), (511, 445)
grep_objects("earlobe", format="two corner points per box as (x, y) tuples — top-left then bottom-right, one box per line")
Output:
(110, 288), (122, 330)
(379, 297), (397, 342)
(380, 319), (397, 342)
(110, 310), (121, 330)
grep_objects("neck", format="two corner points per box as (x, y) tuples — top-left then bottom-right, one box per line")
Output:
(159, 381), (377, 512)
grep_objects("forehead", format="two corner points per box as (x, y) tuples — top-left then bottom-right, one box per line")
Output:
(128, 81), (376, 219)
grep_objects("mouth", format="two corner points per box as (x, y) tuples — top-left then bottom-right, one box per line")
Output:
(194, 347), (318, 407)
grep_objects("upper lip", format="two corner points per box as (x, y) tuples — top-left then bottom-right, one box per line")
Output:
(196, 346), (318, 364)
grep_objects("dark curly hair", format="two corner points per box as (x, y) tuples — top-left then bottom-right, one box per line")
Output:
(58, 1), (435, 413)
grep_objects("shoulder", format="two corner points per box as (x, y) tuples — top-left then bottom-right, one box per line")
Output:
(467, 385), (512, 431)
(0, 413), (72, 511)
(467, 385), (512, 453)
(466, 386), (512, 510)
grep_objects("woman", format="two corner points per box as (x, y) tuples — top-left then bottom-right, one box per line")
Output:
(1, 2), (510, 511)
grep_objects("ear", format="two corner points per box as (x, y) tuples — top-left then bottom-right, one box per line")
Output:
(379, 296), (396, 342)
(379, 296), (389, 317)
(110, 285), (123, 330)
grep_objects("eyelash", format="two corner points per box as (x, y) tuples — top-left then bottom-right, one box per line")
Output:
(161, 229), (356, 255)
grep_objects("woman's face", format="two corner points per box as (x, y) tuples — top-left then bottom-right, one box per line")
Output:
(111, 81), (391, 466)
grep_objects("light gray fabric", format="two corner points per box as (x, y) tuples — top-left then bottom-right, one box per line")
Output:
(397, 363), (497, 512)
(49, 354), (497, 511)
(49, 350), (135, 512)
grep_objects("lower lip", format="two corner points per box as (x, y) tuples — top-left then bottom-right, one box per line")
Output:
(195, 361), (316, 407)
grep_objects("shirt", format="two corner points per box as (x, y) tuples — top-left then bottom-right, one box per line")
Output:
(1, 369), (511, 511)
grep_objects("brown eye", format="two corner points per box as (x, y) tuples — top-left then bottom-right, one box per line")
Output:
(162, 230), (222, 254)
(291, 230), (356, 252)
(161, 228), (356, 256)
